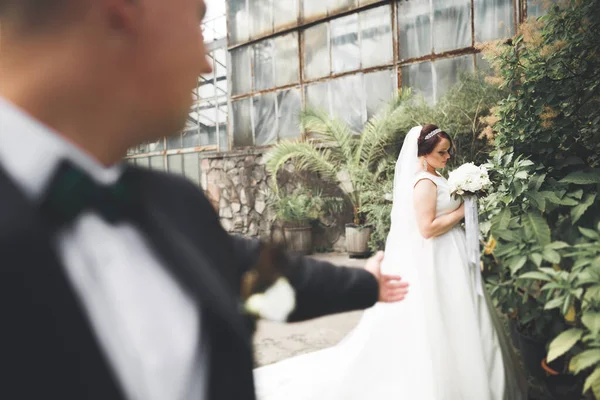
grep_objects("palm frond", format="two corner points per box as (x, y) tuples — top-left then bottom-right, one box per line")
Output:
(265, 140), (340, 191)
(357, 90), (413, 166)
(299, 108), (355, 166)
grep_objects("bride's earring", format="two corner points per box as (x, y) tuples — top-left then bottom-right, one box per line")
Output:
(422, 159), (428, 171)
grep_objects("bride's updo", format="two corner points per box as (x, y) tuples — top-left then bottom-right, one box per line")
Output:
(417, 124), (453, 157)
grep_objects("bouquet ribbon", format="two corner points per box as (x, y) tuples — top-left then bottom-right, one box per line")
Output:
(464, 196), (484, 297)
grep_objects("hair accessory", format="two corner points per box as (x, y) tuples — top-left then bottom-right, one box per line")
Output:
(424, 128), (442, 141)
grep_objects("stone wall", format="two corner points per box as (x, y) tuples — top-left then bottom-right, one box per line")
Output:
(199, 149), (347, 252)
(201, 149), (274, 240)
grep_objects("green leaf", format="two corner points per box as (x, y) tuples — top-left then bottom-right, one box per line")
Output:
(509, 256), (528, 274)
(579, 227), (600, 241)
(560, 170), (600, 185)
(543, 248), (561, 264)
(492, 208), (512, 231)
(583, 313), (600, 335)
(570, 349), (600, 374)
(584, 366), (600, 398)
(523, 212), (551, 246)
(546, 241), (570, 250)
(547, 329), (584, 362)
(541, 191), (565, 205)
(529, 173), (546, 191)
(530, 253), (543, 267)
(495, 229), (518, 242)
(541, 282), (566, 292)
(569, 189), (584, 200)
(519, 271), (552, 281)
(545, 296), (566, 311)
(527, 191), (546, 212)
(515, 171), (529, 180)
(571, 194), (597, 224)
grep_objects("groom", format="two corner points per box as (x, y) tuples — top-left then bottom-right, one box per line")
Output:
(0, 0), (409, 399)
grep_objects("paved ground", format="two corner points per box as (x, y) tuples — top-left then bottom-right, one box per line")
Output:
(253, 253), (367, 367)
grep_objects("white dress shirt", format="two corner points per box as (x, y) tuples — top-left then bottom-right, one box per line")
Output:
(0, 97), (207, 400)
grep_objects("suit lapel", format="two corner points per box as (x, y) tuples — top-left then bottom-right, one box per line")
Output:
(0, 168), (125, 399)
(131, 175), (250, 348)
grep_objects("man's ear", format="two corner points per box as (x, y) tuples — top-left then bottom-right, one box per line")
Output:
(103, 0), (140, 33)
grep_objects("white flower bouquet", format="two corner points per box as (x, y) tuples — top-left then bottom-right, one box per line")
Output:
(448, 163), (491, 197)
(447, 163), (491, 298)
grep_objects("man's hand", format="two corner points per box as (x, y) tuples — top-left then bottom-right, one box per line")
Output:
(365, 251), (409, 303)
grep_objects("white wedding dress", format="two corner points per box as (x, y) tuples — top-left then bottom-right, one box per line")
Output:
(254, 127), (527, 400)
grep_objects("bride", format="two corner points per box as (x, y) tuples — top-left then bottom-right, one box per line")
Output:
(254, 125), (527, 400)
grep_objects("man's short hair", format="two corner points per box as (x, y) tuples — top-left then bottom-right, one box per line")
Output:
(0, 0), (69, 32)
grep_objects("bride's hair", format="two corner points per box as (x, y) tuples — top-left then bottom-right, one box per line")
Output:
(417, 124), (453, 157)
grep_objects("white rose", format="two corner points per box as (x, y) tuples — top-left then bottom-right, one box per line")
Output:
(244, 278), (296, 322)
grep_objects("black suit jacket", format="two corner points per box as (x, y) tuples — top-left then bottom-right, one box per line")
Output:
(0, 165), (378, 400)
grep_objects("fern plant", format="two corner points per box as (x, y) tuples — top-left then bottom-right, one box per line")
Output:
(266, 90), (413, 226)
(274, 190), (343, 228)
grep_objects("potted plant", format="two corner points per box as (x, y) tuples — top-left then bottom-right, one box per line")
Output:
(273, 190), (342, 256)
(266, 92), (413, 257)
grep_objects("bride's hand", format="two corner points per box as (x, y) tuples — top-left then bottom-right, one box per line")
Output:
(365, 251), (409, 303)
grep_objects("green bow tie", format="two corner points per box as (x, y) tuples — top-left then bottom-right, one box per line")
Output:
(41, 160), (135, 227)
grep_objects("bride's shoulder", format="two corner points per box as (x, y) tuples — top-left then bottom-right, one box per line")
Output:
(413, 171), (439, 187)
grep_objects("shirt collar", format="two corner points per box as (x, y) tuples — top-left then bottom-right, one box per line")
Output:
(0, 97), (124, 200)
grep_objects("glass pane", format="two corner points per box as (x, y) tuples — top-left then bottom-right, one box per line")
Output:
(198, 77), (216, 99)
(217, 105), (228, 125)
(231, 47), (252, 95)
(253, 39), (275, 91)
(475, 52), (493, 73)
(360, 5), (393, 68)
(198, 101), (218, 147)
(277, 88), (302, 140)
(218, 123), (229, 151)
(203, 2), (227, 42)
(232, 99), (253, 147)
(305, 81), (330, 113)
(199, 54), (216, 99)
(250, 0), (273, 39)
(434, 55), (474, 101)
(168, 154), (184, 175)
(253, 93), (278, 146)
(274, 0), (298, 29)
(182, 128), (201, 148)
(228, 0), (249, 45)
(137, 142), (149, 154)
(433, 0), (472, 53)
(402, 61), (434, 104)
(328, 0), (357, 15)
(199, 128), (218, 146)
(274, 32), (299, 87)
(398, 0), (432, 60)
(527, 0), (547, 18)
(304, 23), (330, 80)
(147, 137), (164, 152)
(474, 0), (515, 43)
(331, 14), (360, 73)
(303, 0), (328, 23)
(330, 74), (364, 132)
(364, 69), (395, 120)
(150, 156), (165, 171)
(183, 153), (201, 185)
(213, 48), (227, 96)
(166, 133), (182, 149)
(135, 157), (149, 168)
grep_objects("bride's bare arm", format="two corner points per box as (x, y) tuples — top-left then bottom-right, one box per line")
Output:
(413, 179), (465, 239)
